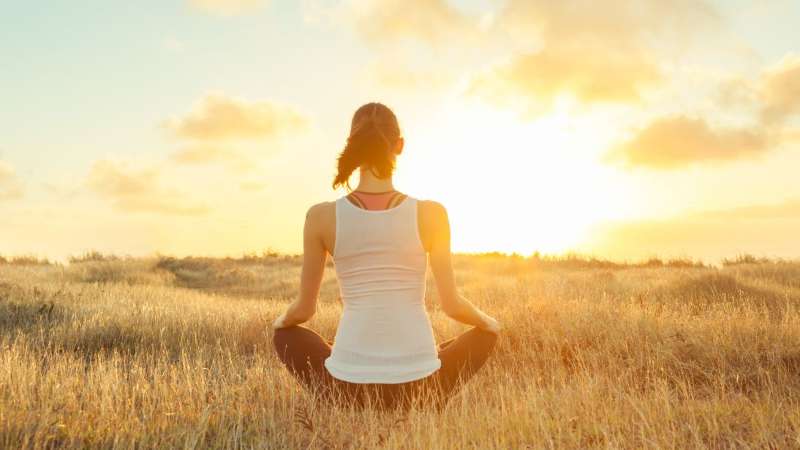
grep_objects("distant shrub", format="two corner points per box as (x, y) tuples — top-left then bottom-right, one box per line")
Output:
(652, 272), (792, 315)
(240, 248), (282, 263)
(155, 256), (260, 290)
(68, 251), (121, 264)
(525, 252), (618, 270)
(155, 257), (216, 288)
(639, 258), (664, 268)
(66, 258), (175, 286)
(661, 258), (706, 269)
(0, 255), (52, 266)
(523, 253), (706, 271)
(152, 255), (302, 298)
(722, 254), (772, 266)
(724, 260), (800, 289)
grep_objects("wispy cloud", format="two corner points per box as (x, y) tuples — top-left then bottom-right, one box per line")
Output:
(606, 116), (770, 169)
(329, 0), (490, 93)
(164, 94), (308, 141)
(467, 0), (719, 112)
(609, 52), (800, 170)
(586, 197), (800, 261)
(469, 46), (660, 110)
(170, 146), (255, 173)
(87, 160), (209, 216)
(760, 53), (800, 125)
(0, 161), (23, 200)
(695, 198), (800, 220)
(497, 0), (719, 46)
(715, 53), (800, 125)
(346, 0), (477, 47)
(188, 0), (267, 16)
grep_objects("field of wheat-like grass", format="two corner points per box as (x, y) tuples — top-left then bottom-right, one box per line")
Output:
(2, 253), (800, 449)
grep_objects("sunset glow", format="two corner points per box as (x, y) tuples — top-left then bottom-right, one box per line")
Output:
(2, 1), (799, 262)
(396, 99), (632, 254)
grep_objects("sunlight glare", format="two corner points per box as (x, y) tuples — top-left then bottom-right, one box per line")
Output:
(399, 99), (632, 255)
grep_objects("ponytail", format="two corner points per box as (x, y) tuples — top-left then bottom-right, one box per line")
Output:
(332, 103), (400, 190)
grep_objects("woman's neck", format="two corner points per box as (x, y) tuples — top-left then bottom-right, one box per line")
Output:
(354, 168), (395, 193)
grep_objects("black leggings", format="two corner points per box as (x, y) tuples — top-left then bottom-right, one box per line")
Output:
(273, 325), (497, 410)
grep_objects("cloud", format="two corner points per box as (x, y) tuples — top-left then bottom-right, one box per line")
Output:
(346, 0), (717, 49)
(339, 0), (717, 108)
(0, 161), (23, 200)
(714, 53), (800, 125)
(585, 198), (800, 262)
(498, 0), (718, 47)
(87, 160), (209, 216)
(783, 127), (800, 144)
(715, 76), (759, 110)
(165, 94), (308, 141)
(696, 198), (800, 220)
(469, 45), (660, 109)
(188, 0), (267, 16)
(170, 146), (255, 173)
(760, 53), (800, 125)
(606, 116), (770, 169)
(328, 0), (487, 92)
(609, 52), (800, 170)
(346, 0), (477, 47)
(467, 0), (718, 111)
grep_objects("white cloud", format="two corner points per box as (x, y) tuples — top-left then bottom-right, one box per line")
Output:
(760, 53), (800, 125)
(87, 160), (209, 216)
(0, 161), (23, 200)
(606, 116), (770, 169)
(170, 146), (255, 173)
(164, 94), (308, 142)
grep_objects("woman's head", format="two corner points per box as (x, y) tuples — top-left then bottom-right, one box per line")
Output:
(333, 102), (403, 190)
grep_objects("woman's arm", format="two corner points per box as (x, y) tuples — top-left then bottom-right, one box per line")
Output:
(425, 201), (501, 334)
(272, 204), (328, 329)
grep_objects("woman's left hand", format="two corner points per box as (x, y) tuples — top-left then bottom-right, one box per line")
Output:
(272, 312), (289, 329)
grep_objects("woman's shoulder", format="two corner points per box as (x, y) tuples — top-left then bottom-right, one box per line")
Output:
(304, 201), (336, 230)
(416, 198), (447, 214)
(416, 198), (449, 225)
(306, 201), (336, 220)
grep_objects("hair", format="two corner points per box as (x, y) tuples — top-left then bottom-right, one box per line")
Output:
(332, 102), (401, 190)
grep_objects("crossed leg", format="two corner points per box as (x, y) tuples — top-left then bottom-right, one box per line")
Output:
(427, 327), (498, 405)
(273, 325), (497, 409)
(272, 326), (335, 392)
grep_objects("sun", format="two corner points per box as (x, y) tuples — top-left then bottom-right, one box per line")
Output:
(397, 99), (633, 255)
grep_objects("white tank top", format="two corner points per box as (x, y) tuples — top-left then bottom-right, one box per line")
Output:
(323, 195), (441, 384)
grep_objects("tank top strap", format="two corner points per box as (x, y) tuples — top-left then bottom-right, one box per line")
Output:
(333, 194), (421, 259)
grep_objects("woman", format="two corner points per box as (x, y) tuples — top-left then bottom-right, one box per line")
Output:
(272, 102), (501, 411)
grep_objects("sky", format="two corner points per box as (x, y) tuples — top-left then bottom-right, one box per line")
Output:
(1, 0), (799, 263)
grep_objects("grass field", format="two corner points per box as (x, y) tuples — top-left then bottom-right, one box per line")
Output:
(2, 253), (800, 449)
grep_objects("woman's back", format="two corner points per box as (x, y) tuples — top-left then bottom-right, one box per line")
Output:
(324, 195), (441, 383)
(272, 102), (499, 410)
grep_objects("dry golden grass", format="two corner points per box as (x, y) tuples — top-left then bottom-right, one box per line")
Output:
(2, 254), (800, 448)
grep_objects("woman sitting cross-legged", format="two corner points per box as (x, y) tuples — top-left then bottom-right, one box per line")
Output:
(272, 102), (501, 411)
